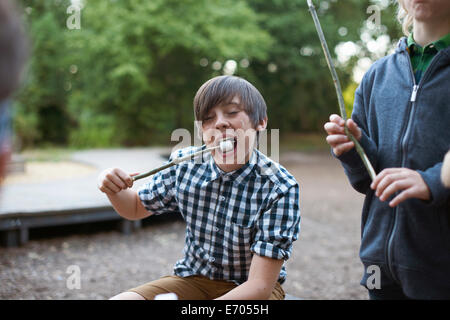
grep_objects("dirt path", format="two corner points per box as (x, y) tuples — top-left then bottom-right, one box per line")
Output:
(0, 151), (367, 299)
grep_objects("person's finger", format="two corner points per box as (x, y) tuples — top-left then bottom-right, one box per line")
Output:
(115, 169), (133, 188)
(375, 172), (407, 198)
(333, 141), (355, 156)
(99, 184), (116, 195)
(371, 168), (402, 190)
(326, 134), (349, 147)
(103, 178), (123, 193)
(329, 114), (344, 125)
(346, 119), (362, 141)
(389, 188), (415, 207)
(379, 178), (409, 202)
(324, 122), (345, 135)
(106, 172), (127, 190)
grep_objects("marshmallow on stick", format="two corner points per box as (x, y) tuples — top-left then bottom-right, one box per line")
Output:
(132, 138), (234, 181)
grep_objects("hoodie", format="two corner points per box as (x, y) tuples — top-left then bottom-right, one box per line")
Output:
(337, 37), (450, 299)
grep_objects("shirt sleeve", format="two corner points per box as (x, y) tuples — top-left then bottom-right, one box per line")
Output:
(418, 161), (450, 206)
(137, 157), (178, 215)
(250, 184), (301, 261)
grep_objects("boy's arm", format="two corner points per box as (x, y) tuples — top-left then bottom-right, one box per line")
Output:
(215, 255), (283, 300)
(106, 188), (152, 221)
(98, 168), (153, 220)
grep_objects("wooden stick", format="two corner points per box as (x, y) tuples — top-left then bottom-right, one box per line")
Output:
(132, 145), (220, 181)
(307, 0), (376, 181)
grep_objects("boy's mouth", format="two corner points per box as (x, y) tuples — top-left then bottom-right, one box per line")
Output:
(217, 136), (237, 157)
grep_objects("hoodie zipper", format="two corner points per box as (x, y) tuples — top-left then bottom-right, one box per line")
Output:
(384, 45), (444, 284)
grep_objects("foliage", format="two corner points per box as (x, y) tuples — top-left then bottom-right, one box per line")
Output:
(14, 0), (403, 149)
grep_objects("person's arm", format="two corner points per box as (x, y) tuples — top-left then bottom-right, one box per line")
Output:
(98, 168), (152, 220)
(216, 255), (283, 300)
(107, 188), (152, 220)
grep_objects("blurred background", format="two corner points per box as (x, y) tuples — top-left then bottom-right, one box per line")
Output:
(12, 0), (401, 150)
(1, 0), (404, 300)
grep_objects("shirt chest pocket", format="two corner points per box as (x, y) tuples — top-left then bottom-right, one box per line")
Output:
(222, 219), (254, 259)
(225, 197), (261, 228)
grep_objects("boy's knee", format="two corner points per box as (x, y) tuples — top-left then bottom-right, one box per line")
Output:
(109, 291), (146, 300)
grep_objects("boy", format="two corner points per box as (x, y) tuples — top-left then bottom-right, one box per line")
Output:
(324, 0), (450, 299)
(98, 75), (301, 300)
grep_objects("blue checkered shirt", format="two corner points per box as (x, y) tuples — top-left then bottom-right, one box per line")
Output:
(138, 146), (301, 284)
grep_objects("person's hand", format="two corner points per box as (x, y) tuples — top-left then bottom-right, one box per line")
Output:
(370, 168), (431, 207)
(442, 150), (450, 187)
(97, 168), (134, 195)
(324, 114), (362, 157)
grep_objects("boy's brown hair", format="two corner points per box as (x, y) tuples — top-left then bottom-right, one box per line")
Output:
(193, 75), (267, 128)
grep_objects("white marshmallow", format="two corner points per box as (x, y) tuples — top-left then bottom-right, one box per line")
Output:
(219, 139), (234, 153)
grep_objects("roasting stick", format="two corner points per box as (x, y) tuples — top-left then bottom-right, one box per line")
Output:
(307, 0), (376, 181)
(132, 139), (234, 181)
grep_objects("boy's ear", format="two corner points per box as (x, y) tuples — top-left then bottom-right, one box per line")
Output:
(256, 117), (268, 131)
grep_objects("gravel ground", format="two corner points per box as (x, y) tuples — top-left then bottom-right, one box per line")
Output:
(0, 151), (367, 300)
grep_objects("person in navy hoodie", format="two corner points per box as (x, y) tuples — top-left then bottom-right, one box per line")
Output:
(324, 0), (450, 299)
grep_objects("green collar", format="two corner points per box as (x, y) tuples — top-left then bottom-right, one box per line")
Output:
(408, 33), (450, 52)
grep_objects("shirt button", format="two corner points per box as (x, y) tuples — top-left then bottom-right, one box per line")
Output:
(209, 257), (215, 262)
(219, 196), (226, 201)
(214, 227), (219, 232)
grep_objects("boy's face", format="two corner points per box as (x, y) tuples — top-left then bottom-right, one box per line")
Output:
(200, 96), (267, 172)
(403, 0), (450, 23)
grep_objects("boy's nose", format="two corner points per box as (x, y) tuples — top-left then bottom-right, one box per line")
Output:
(214, 113), (230, 130)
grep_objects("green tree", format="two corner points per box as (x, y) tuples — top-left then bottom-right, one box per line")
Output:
(66, 0), (272, 147)
(14, 0), (403, 148)
(14, 1), (72, 148)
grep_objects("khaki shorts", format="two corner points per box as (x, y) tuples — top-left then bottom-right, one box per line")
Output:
(128, 275), (285, 300)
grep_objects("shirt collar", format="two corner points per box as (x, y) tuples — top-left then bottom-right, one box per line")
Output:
(408, 32), (450, 53)
(207, 148), (258, 183)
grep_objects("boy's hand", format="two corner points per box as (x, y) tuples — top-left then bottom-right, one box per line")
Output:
(324, 114), (362, 157)
(97, 168), (134, 195)
(370, 168), (431, 207)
